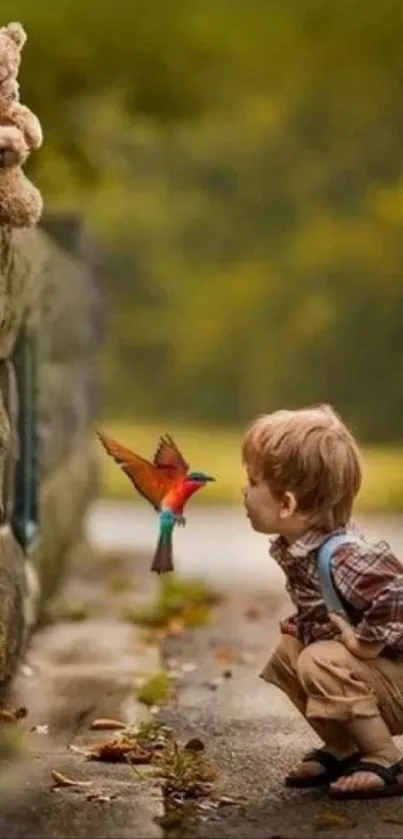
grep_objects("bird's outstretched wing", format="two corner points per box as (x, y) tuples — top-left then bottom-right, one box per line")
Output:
(153, 433), (189, 479)
(95, 428), (173, 511)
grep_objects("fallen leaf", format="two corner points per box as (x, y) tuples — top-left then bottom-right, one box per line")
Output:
(198, 801), (214, 811)
(30, 724), (49, 734)
(383, 815), (403, 826)
(86, 792), (116, 803)
(237, 652), (255, 665)
(69, 744), (91, 756)
(0, 711), (19, 723)
(90, 718), (126, 731)
(214, 647), (234, 666)
(181, 662), (198, 673)
(215, 795), (244, 807)
(87, 740), (152, 763)
(0, 706), (28, 723)
(314, 809), (355, 831)
(51, 769), (92, 789)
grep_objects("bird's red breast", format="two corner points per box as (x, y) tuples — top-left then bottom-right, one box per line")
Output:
(95, 427), (190, 511)
(163, 479), (206, 514)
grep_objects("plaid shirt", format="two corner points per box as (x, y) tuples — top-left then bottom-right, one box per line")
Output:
(269, 523), (403, 654)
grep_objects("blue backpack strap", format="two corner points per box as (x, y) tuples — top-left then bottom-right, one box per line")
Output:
(317, 532), (363, 621)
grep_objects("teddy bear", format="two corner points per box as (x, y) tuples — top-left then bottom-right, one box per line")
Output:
(0, 21), (43, 228)
(0, 78), (43, 150)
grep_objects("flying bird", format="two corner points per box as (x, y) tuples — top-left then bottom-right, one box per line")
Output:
(95, 428), (215, 574)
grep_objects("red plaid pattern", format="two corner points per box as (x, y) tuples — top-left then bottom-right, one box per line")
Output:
(269, 523), (403, 653)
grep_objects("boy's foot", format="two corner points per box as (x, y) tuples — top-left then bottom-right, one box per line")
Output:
(329, 758), (403, 799)
(285, 748), (360, 788)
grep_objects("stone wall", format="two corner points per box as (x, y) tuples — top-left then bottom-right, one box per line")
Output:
(0, 221), (102, 694)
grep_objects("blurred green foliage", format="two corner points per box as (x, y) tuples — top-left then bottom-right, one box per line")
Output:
(8, 1), (403, 440)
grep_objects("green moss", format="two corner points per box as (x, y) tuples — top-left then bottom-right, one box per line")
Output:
(128, 573), (220, 629)
(42, 597), (91, 625)
(152, 739), (219, 798)
(0, 727), (27, 761)
(65, 604), (90, 622)
(120, 719), (173, 748)
(137, 671), (172, 707)
(107, 574), (136, 595)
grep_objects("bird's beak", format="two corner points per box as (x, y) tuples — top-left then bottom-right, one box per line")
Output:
(204, 475), (216, 482)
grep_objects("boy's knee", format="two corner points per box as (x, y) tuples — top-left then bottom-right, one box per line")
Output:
(296, 640), (347, 686)
(272, 634), (302, 671)
(260, 634), (302, 683)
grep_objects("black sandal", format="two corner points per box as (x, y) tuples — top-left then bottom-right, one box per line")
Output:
(329, 759), (403, 800)
(285, 748), (360, 788)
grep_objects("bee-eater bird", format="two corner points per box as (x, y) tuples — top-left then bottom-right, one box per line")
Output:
(95, 429), (215, 574)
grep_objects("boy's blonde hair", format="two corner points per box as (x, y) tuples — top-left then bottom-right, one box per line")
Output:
(242, 404), (362, 531)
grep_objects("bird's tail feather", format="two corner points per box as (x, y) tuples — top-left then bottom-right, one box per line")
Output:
(151, 529), (174, 574)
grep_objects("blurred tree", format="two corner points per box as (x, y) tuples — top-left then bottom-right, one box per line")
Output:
(4, 0), (403, 439)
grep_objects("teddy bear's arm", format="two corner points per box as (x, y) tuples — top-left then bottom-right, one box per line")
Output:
(9, 104), (43, 151)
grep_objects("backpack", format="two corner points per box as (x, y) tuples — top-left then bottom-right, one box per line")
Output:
(317, 532), (366, 623)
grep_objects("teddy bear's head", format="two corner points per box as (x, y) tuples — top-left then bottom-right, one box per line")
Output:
(0, 22), (26, 84)
(0, 125), (28, 169)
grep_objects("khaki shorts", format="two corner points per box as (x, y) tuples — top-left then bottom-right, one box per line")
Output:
(261, 635), (403, 739)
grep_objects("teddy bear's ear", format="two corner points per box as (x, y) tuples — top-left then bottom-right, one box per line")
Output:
(5, 22), (27, 49)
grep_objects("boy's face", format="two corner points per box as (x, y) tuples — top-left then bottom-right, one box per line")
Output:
(243, 463), (288, 534)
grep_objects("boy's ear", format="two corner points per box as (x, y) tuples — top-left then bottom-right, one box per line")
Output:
(280, 491), (298, 519)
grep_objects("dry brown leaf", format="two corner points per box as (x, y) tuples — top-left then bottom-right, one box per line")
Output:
(90, 718), (126, 731)
(383, 815), (403, 826)
(0, 706), (28, 723)
(0, 710), (19, 723)
(214, 647), (234, 665)
(314, 809), (355, 831)
(215, 795), (244, 807)
(86, 792), (115, 803)
(51, 769), (92, 789)
(87, 739), (152, 763)
(69, 744), (91, 756)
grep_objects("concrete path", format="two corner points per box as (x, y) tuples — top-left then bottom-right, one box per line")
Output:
(160, 588), (403, 838)
(2, 503), (403, 838)
(0, 544), (164, 839)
